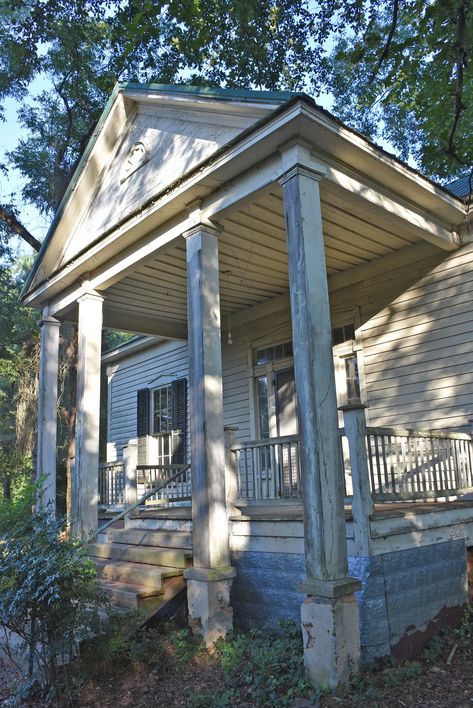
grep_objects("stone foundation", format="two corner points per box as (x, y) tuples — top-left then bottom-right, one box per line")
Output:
(231, 539), (468, 662)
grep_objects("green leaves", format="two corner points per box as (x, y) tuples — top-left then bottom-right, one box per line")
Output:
(328, 0), (473, 179)
(0, 496), (105, 695)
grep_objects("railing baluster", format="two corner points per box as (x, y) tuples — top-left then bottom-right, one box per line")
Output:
(366, 434), (376, 493)
(467, 439), (473, 487)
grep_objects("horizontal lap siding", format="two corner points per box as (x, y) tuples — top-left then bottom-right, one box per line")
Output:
(359, 242), (473, 431)
(108, 341), (188, 458)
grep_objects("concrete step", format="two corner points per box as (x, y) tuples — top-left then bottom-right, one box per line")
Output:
(94, 559), (183, 588)
(99, 579), (164, 610)
(89, 542), (190, 568)
(101, 528), (192, 549)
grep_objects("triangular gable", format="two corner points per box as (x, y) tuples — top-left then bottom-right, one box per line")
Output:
(25, 83), (293, 296)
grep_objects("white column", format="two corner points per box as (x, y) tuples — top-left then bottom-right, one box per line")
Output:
(72, 291), (103, 537)
(280, 157), (360, 688)
(182, 223), (235, 645)
(36, 311), (60, 513)
(280, 163), (351, 586)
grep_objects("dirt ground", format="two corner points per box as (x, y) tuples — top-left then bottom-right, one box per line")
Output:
(2, 627), (473, 707)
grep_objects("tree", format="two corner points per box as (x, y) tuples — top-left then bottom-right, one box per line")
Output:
(2, 0), (472, 237)
(1, 0), (472, 502)
(0, 256), (38, 500)
(328, 0), (473, 181)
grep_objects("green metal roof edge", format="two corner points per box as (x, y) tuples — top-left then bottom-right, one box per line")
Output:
(21, 82), (122, 300)
(118, 81), (300, 103)
(21, 82), (299, 301)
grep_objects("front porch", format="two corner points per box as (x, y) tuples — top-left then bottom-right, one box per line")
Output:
(24, 85), (470, 687)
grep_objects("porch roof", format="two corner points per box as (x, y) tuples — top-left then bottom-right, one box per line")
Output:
(22, 83), (468, 330)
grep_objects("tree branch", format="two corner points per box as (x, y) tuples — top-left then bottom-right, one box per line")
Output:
(0, 206), (41, 252)
(369, 0), (399, 84)
(446, 0), (469, 164)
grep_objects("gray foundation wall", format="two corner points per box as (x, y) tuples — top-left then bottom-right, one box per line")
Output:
(231, 539), (468, 663)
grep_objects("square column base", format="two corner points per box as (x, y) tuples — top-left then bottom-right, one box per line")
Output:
(184, 567), (236, 646)
(301, 592), (360, 689)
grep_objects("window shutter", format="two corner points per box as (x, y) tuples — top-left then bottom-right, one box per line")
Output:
(171, 378), (187, 464)
(137, 388), (150, 437)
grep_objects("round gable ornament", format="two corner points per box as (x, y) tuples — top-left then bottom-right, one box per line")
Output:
(120, 141), (150, 183)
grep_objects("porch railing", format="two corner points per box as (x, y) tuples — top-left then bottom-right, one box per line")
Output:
(99, 425), (473, 509)
(136, 463), (192, 506)
(230, 435), (301, 501)
(364, 427), (473, 501)
(93, 465), (191, 538)
(98, 461), (125, 507)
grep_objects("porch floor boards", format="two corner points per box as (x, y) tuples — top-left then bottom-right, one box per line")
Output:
(119, 499), (473, 523)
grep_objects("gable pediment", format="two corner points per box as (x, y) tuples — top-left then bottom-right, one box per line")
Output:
(62, 102), (255, 263)
(28, 86), (286, 293)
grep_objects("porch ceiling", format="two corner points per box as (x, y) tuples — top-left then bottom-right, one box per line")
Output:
(102, 182), (424, 334)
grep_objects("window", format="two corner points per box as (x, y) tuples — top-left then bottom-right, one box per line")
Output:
(253, 341), (297, 440)
(332, 323), (355, 345)
(255, 340), (293, 366)
(256, 375), (270, 439)
(152, 384), (173, 434)
(344, 355), (361, 402)
(136, 379), (187, 465)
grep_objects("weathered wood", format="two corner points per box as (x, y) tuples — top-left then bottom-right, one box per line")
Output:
(36, 312), (61, 513)
(280, 161), (349, 582)
(366, 426), (472, 441)
(123, 442), (138, 526)
(340, 404), (373, 556)
(72, 290), (103, 537)
(185, 223), (230, 569)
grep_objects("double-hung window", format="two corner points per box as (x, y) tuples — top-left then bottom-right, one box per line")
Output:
(136, 379), (187, 465)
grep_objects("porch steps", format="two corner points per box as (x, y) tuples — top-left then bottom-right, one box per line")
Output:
(95, 559), (182, 587)
(89, 527), (192, 621)
(99, 527), (193, 549)
(89, 542), (191, 568)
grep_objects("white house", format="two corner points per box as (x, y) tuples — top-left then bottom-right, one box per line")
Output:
(22, 83), (473, 688)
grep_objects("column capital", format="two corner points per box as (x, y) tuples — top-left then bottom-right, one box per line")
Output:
(77, 289), (104, 304)
(278, 138), (327, 186)
(38, 315), (61, 329)
(182, 222), (221, 241)
(278, 163), (326, 186)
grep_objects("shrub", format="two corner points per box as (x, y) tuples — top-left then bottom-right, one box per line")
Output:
(0, 495), (105, 701)
(198, 621), (313, 707)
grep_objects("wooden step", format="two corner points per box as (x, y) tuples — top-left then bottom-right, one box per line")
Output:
(89, 542), (190, 568)
(99, 579), (163, 610)
(94, 559), (182, 588)
(101, 528), (192, 549)
(98, 575), (186, 619)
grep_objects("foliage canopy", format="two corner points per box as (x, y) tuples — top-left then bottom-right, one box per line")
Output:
(1, 0), (472, 230)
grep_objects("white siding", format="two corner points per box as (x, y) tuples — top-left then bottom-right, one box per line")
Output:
(107, 340), (188, 460)
(358, 242), (473, 430)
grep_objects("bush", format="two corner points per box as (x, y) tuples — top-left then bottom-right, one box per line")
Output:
(0, 493), (105, 701)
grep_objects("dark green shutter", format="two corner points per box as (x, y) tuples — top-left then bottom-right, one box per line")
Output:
(137, 388), (150, 437)
(171, 378), (187, 464)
